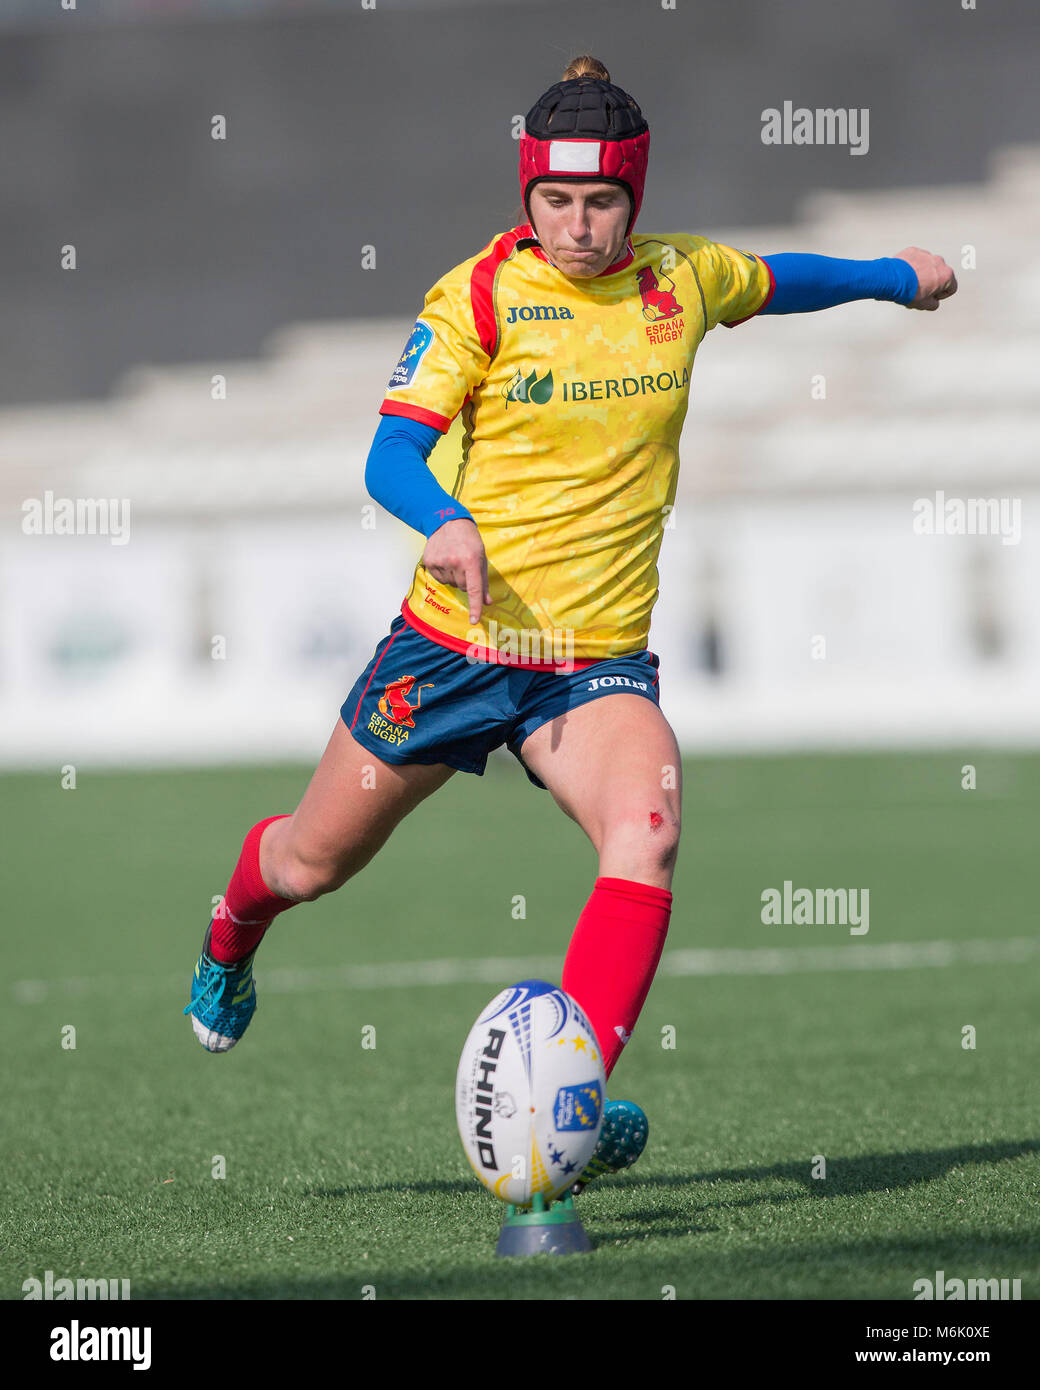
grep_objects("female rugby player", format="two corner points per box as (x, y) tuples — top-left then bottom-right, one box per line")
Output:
(186, 56), (956, 1190)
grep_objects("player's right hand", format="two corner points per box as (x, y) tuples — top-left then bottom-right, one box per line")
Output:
(422, 518), (492, 625)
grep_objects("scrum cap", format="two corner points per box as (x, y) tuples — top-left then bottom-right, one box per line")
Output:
(518, 77), (650, 237)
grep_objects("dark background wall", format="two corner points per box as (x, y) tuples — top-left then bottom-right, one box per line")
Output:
(2, 0), (1034, 404)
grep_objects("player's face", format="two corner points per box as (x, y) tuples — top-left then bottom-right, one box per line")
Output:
(528, 182), (630, 278)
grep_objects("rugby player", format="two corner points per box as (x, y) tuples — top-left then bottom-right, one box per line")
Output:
(186, 56), (956, 1191)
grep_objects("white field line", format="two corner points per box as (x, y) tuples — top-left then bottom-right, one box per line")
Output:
(10, 936), (1039, 1005)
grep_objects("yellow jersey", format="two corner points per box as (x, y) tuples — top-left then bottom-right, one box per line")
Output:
(381, 222), (773, 666)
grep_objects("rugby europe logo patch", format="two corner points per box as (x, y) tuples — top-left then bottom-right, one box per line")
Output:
(388, 319), (434, 389)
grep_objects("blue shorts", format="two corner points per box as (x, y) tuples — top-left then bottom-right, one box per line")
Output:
(340, 615), (661, 790)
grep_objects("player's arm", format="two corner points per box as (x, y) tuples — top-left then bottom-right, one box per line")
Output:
(364, 415), (490, 625)
(365, 414), (469, 536)
(373, 268), (495, 623)
(759, 248), (958, 314)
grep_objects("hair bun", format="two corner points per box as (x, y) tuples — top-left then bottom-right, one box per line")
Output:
(562, 55), (611, 83)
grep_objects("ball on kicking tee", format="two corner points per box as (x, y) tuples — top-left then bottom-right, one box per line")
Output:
(455, 980), (606, 1206)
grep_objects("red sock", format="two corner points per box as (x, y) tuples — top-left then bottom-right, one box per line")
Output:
(209, 815), (296, 963)
(561, 876), (672, 1080)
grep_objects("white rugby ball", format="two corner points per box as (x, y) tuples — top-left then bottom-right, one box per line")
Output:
(456, 979), (606, 1206)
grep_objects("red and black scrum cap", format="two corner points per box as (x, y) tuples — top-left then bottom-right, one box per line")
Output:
(519, 77), (650, 237)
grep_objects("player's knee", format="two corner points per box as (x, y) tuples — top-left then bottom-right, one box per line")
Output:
(602, 808), (681, 874)
(647, 810), (681, 871)
(275, 846), (351, 902)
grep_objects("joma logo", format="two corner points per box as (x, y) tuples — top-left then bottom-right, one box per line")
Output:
(504, 305), (574, 323)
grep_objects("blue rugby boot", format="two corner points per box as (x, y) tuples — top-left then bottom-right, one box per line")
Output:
(183, 923), (257, 1053)
(572, 1099), (649, 1194)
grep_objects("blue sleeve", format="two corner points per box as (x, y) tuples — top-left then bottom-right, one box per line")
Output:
(759, 253), (919, 314)
(364, 414), (474, 538)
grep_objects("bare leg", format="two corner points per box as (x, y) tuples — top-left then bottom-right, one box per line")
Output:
(519, 693), (681, 1082)
(259, 720), (456, 902)
(519, 694), (682, 887)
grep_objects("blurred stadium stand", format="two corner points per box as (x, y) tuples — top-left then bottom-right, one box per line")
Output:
(2, 0), (1035, 405)
(0, 0), (514, 22)
(2, 146), (1037, 765)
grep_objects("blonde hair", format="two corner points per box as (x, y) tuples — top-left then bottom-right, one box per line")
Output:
(561, 55), (611, 82)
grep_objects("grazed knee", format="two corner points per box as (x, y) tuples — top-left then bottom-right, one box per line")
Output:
(646, 808), (681, 869)
(601, 807), (681, 874)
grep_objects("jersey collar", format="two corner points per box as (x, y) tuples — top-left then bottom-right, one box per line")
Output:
(517, 223), (635, 278)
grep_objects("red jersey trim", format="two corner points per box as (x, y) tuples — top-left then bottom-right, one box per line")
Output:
(401, 600), (603, 671)
(722, 257), (776, 328)
(470, 226), (531, 361)
(380, 399), (453, 432)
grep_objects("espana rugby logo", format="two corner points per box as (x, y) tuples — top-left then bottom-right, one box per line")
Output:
(636, 264), (683, 321)
(502, 366), (554, 407)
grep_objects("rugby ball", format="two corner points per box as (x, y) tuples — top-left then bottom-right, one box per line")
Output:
(456, 980), (606, 1206)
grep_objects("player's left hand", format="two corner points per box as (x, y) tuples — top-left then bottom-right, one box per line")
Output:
(895, 247), (958, 310)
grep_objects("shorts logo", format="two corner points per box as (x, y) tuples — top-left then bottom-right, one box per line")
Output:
(376, 675), (434, 728)
(637, 263), (685, 344)
(387, 319), (434, 390)
(502, 365), (554, 407)
(586, 675), (649, 693)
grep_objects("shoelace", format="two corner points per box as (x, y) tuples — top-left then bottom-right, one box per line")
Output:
(182, 957), (250, 1016)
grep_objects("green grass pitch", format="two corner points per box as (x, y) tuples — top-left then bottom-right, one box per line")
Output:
(1, 749), (1038, 1301)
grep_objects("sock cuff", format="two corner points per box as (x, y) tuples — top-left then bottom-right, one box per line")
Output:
(593, 875), (673, 909)
(240, 814), (294, 909)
